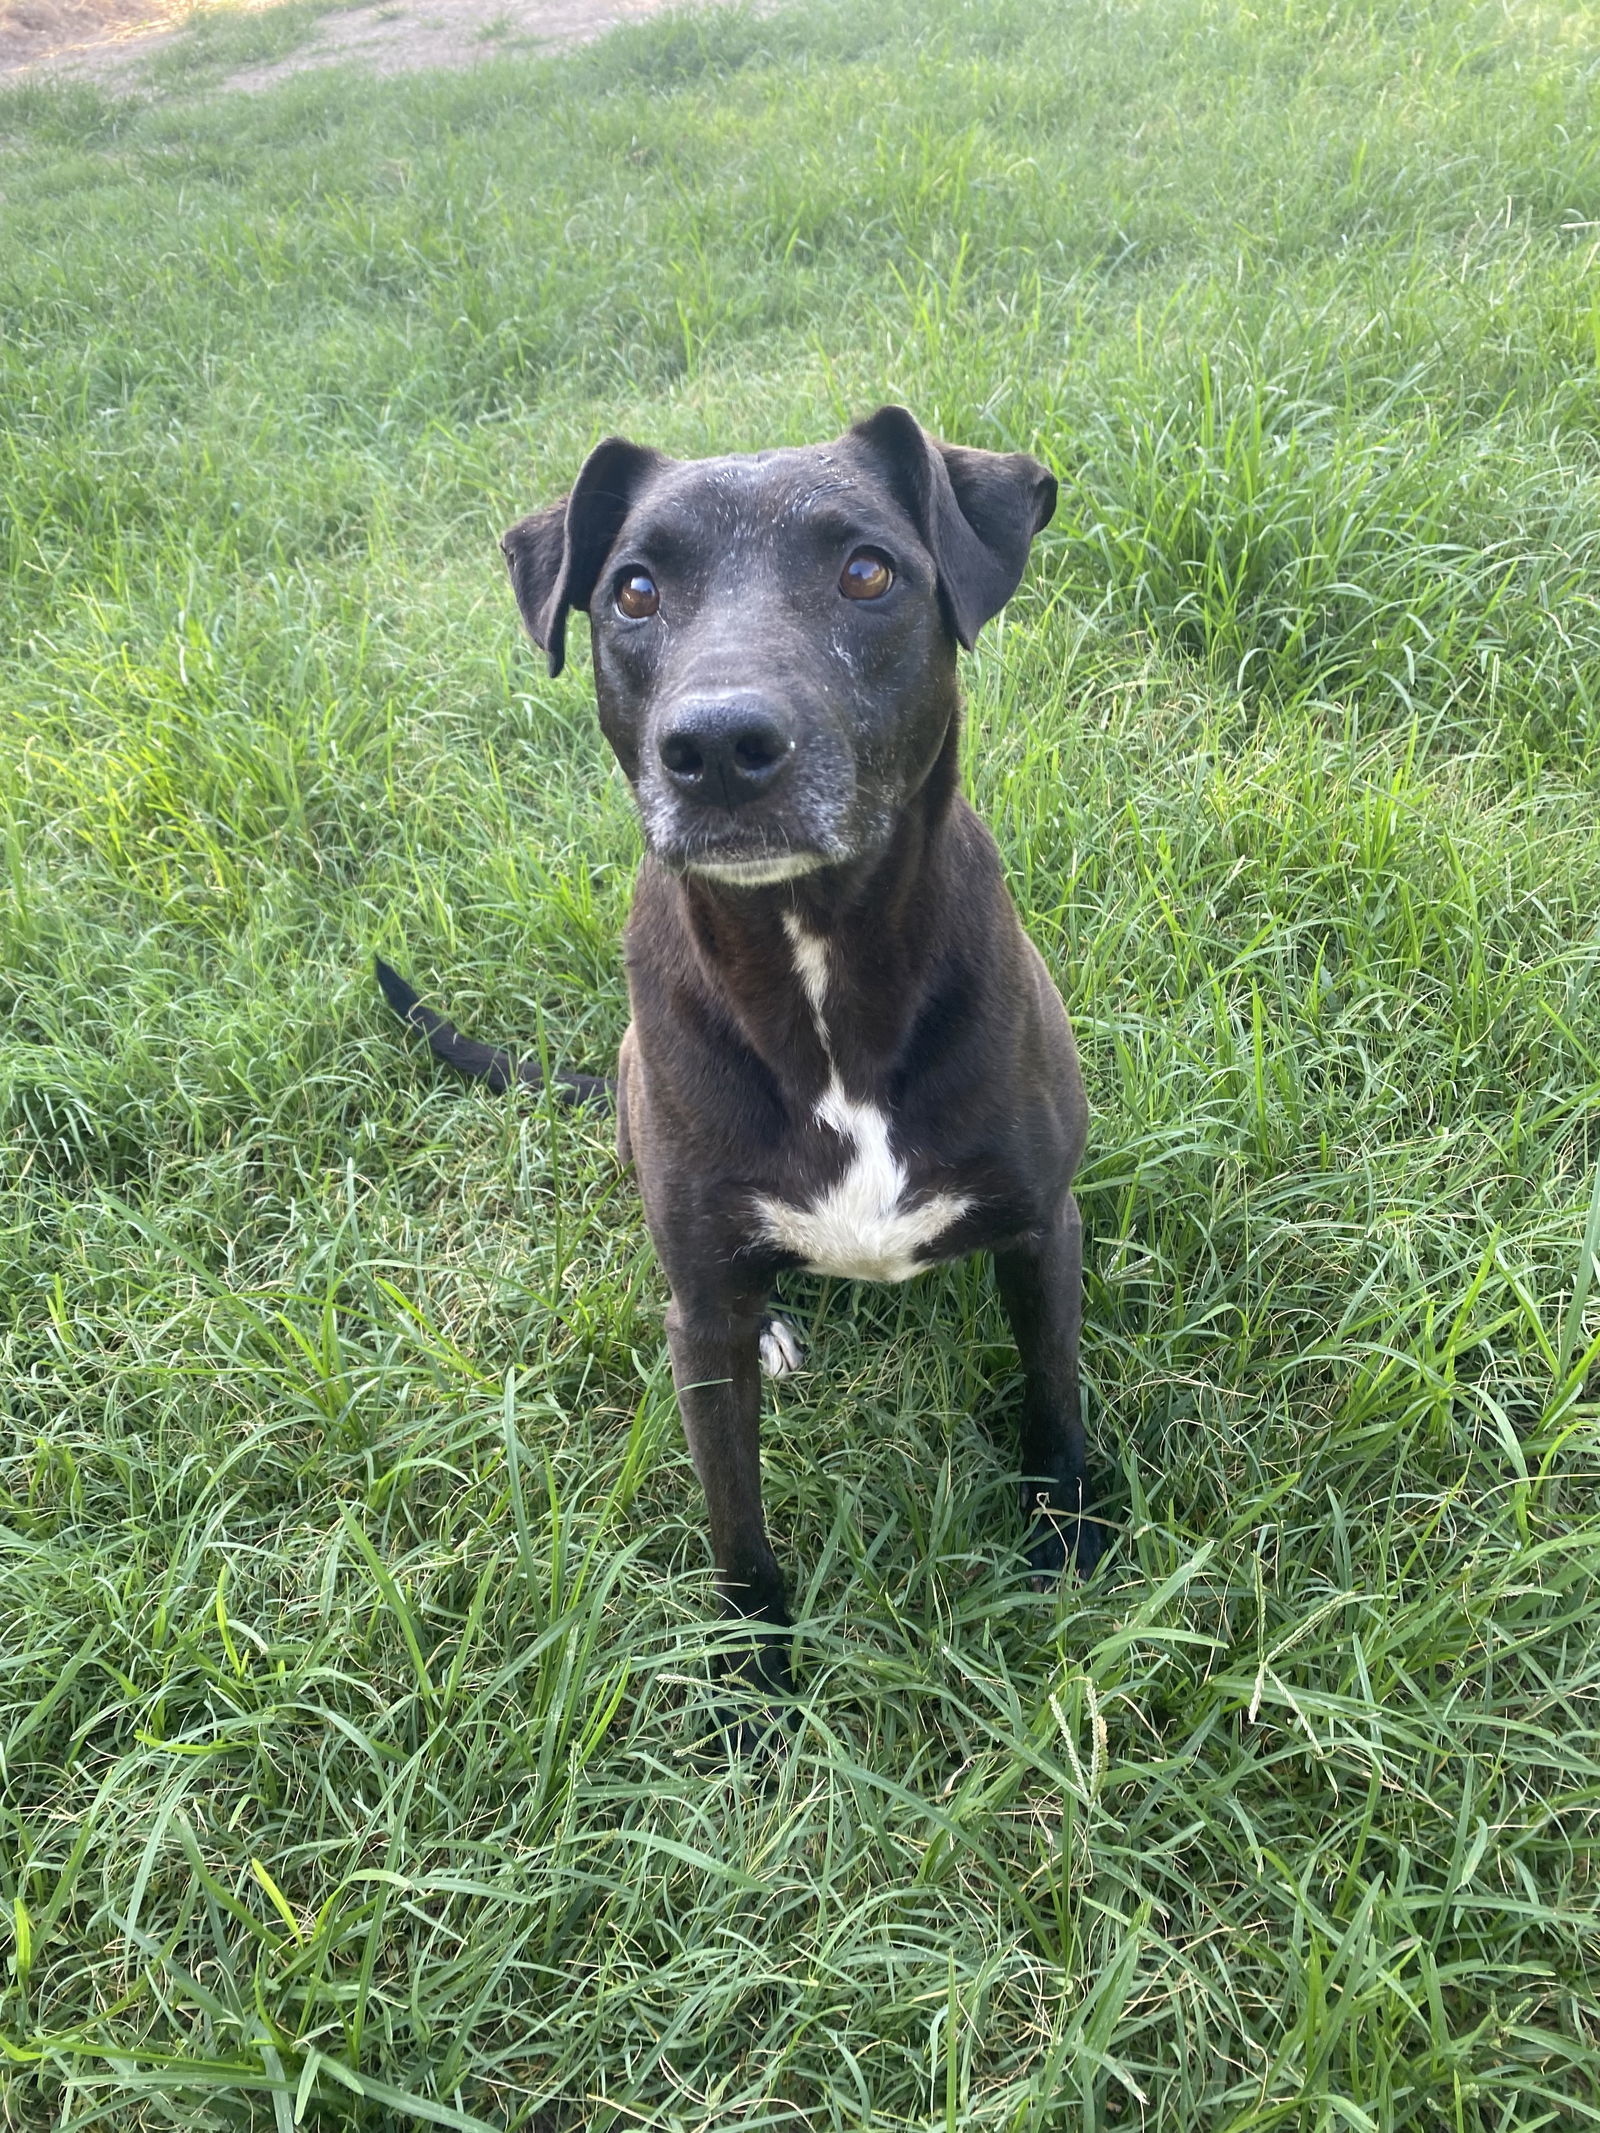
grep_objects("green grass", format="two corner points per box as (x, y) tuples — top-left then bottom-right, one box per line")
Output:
(3, 0), (1600, 2124)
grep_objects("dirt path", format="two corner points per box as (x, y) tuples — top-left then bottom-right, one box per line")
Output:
(0, 0), (708, 88)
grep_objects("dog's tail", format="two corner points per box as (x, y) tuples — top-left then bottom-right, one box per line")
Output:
(374, 958), (613, 1107)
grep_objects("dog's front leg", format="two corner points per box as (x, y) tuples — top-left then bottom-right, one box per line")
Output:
(664, 1296), (794, 1698)
(992, 1192), (1103, 1580)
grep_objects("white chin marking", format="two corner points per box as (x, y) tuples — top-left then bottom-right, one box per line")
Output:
(688, 852), (827, 886)
(758, 1315), (806, 1378)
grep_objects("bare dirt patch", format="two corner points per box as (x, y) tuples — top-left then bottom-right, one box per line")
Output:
(0, 0), (710, 88)
(0, 0), (194, 77)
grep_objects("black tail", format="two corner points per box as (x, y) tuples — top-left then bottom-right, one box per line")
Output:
(374, 958), (612, 1107)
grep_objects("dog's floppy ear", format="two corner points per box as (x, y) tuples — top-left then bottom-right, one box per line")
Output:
(850, 404), (1057, 649)
(501, 436), (665, 677)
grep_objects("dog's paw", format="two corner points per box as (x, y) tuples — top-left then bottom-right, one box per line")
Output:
(696, 1631), (797, 1761)
(1021, 1481), (1106, 1586)
(758, 1314), (806, 1378)
(699, 1696), (796, 1764)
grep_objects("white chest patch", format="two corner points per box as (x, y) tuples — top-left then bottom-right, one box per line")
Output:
(752, 917), (972, 1283)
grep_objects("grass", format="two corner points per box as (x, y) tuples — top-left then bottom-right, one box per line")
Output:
(2, 0), (1600, 2123)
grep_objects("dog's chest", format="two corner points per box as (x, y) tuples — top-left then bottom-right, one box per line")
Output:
(749, 917), (971, 1283)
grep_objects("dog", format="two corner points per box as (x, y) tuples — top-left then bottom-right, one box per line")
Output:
(378, 405), (1100, 1705)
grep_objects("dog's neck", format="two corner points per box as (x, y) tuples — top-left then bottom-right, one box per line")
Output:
(662, 721), (963, 1085)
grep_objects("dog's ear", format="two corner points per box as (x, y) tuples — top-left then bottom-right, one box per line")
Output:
(501, 436), (665, 677)
(851, 404), (1057, 649)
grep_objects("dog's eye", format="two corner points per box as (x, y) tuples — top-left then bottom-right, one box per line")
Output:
(839, 549), (893, 601)
(615, 570), (659, 619)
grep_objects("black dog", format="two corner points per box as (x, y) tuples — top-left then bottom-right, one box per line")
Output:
(379, 406), (1099, 1701)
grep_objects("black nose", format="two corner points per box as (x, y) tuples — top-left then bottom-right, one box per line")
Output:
(657, 697), (794, 809)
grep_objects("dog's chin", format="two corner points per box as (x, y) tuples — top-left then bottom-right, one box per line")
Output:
(686, 850), (833, 887)
(645, 819), (846, 887)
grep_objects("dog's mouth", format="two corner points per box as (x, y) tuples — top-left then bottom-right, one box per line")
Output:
(640, 804), (848, 887)
(652, 822), (839, 885)
(686, 849), (830, 886)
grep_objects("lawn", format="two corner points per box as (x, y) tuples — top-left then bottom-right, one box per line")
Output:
(3, 0), (1600, 2124)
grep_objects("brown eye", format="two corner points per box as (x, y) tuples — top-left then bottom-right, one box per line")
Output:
(840, 548), (893, 601)
(615, 569), (659, 619)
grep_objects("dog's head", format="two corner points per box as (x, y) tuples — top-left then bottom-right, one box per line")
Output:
(501, 406), (1056, 886)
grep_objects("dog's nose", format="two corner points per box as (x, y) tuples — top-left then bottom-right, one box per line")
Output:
(657, 698), (794, 809)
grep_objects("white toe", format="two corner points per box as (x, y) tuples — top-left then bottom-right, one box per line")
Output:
(758, 1316), (806, 1378)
